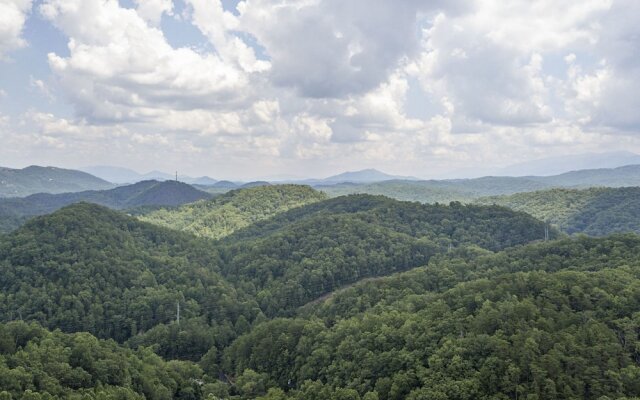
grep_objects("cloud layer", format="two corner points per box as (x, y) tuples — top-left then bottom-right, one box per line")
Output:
(0, 0), (639, 178)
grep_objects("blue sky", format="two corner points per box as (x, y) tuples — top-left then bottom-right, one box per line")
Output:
(1, 0), (639, 180)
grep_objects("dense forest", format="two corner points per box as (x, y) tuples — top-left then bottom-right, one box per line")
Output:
(2, 184), (640, 399)
(223, 235), (640, 399)
(3, 232), (640, 398)
(476, 187), (640, 235)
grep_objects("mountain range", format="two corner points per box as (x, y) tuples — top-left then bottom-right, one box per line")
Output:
(3, 185), (640, 398)
(82, 165), (218, 185)
(0, 180), (211, 233)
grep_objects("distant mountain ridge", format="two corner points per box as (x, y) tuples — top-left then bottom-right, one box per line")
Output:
(318, 164), (640, 204)
(0, 165), (113, 197)
(82, 165), (218, 185)
(0, 180), (211, 233)
(499, 151), (640, 176)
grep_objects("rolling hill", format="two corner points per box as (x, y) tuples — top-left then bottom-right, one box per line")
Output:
(0, 180), (212, 233)
(476, 186), (640, 236)
(139, 184), (328, 239)
(223, 234), (640, 399)
(0, 165), (113, 197)
(4, 189), (639, 399)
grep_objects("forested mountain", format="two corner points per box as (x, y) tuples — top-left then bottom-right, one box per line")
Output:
(139, 185), (328, 239)
(476, 187), (640, 236)
(0, 203), (257, 351)
(4, 228), (640, 398)
(533, 164), (640, 187)
(0, 166), (113, 197)
(0, 180), (212, 233)
(215, 195), (552, 316)
(224, 235), (640, 399)
(0, 195), (549, 355)
(4, 188), (640, 399)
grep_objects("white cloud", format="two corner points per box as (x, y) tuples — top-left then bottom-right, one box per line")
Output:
(0, 0), (32, 59)
(563, 0), (640, 131)
(3, 0), (639, 178)
(40, 0), (258, 123)
(238, 0), (468, 98)
(134, 0), (173, 26)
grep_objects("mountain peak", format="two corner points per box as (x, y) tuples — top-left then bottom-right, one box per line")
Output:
(324, 169), (417, 183)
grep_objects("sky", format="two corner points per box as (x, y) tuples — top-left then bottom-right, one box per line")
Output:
(0, 0), (639, 180)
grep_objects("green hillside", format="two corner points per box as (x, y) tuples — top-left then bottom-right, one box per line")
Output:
(139, 184), (328, 239)
(0, 180), (212, 233)
(476, 187), (640, 235)
(223, 235), (640, 399)
(0, 166), (113, 197)
(0, 203), (257, 350)
(5, 192), (640, 399)
(213, 194), (554, 316)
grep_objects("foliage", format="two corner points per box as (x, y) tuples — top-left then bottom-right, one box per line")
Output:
(0, 321), (206, 399)
(0, 203), (258, 349)
(224, 235), (640, 399)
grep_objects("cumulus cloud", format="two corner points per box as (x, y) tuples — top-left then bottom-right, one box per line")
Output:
(0, 0), (32, 59)
(563, 0), (640, 131)
(40, 0), (260, 123)
(3, 0), (640, 177)
(134, 0), (173, 26)
(238, 0), (467, 98)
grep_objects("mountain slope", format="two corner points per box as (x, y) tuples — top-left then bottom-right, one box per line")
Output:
(317, 164), (640, 205)
(317, 176), (551, 203)
(216, 194), (556, 316)
(0, 203), (255, 347)
(0, 166), (113, 197)
(0, 180), (212, 233)
(476, 186), (640, 235)
(139, 184), (328, 239)
(223, 234), (640, 399)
